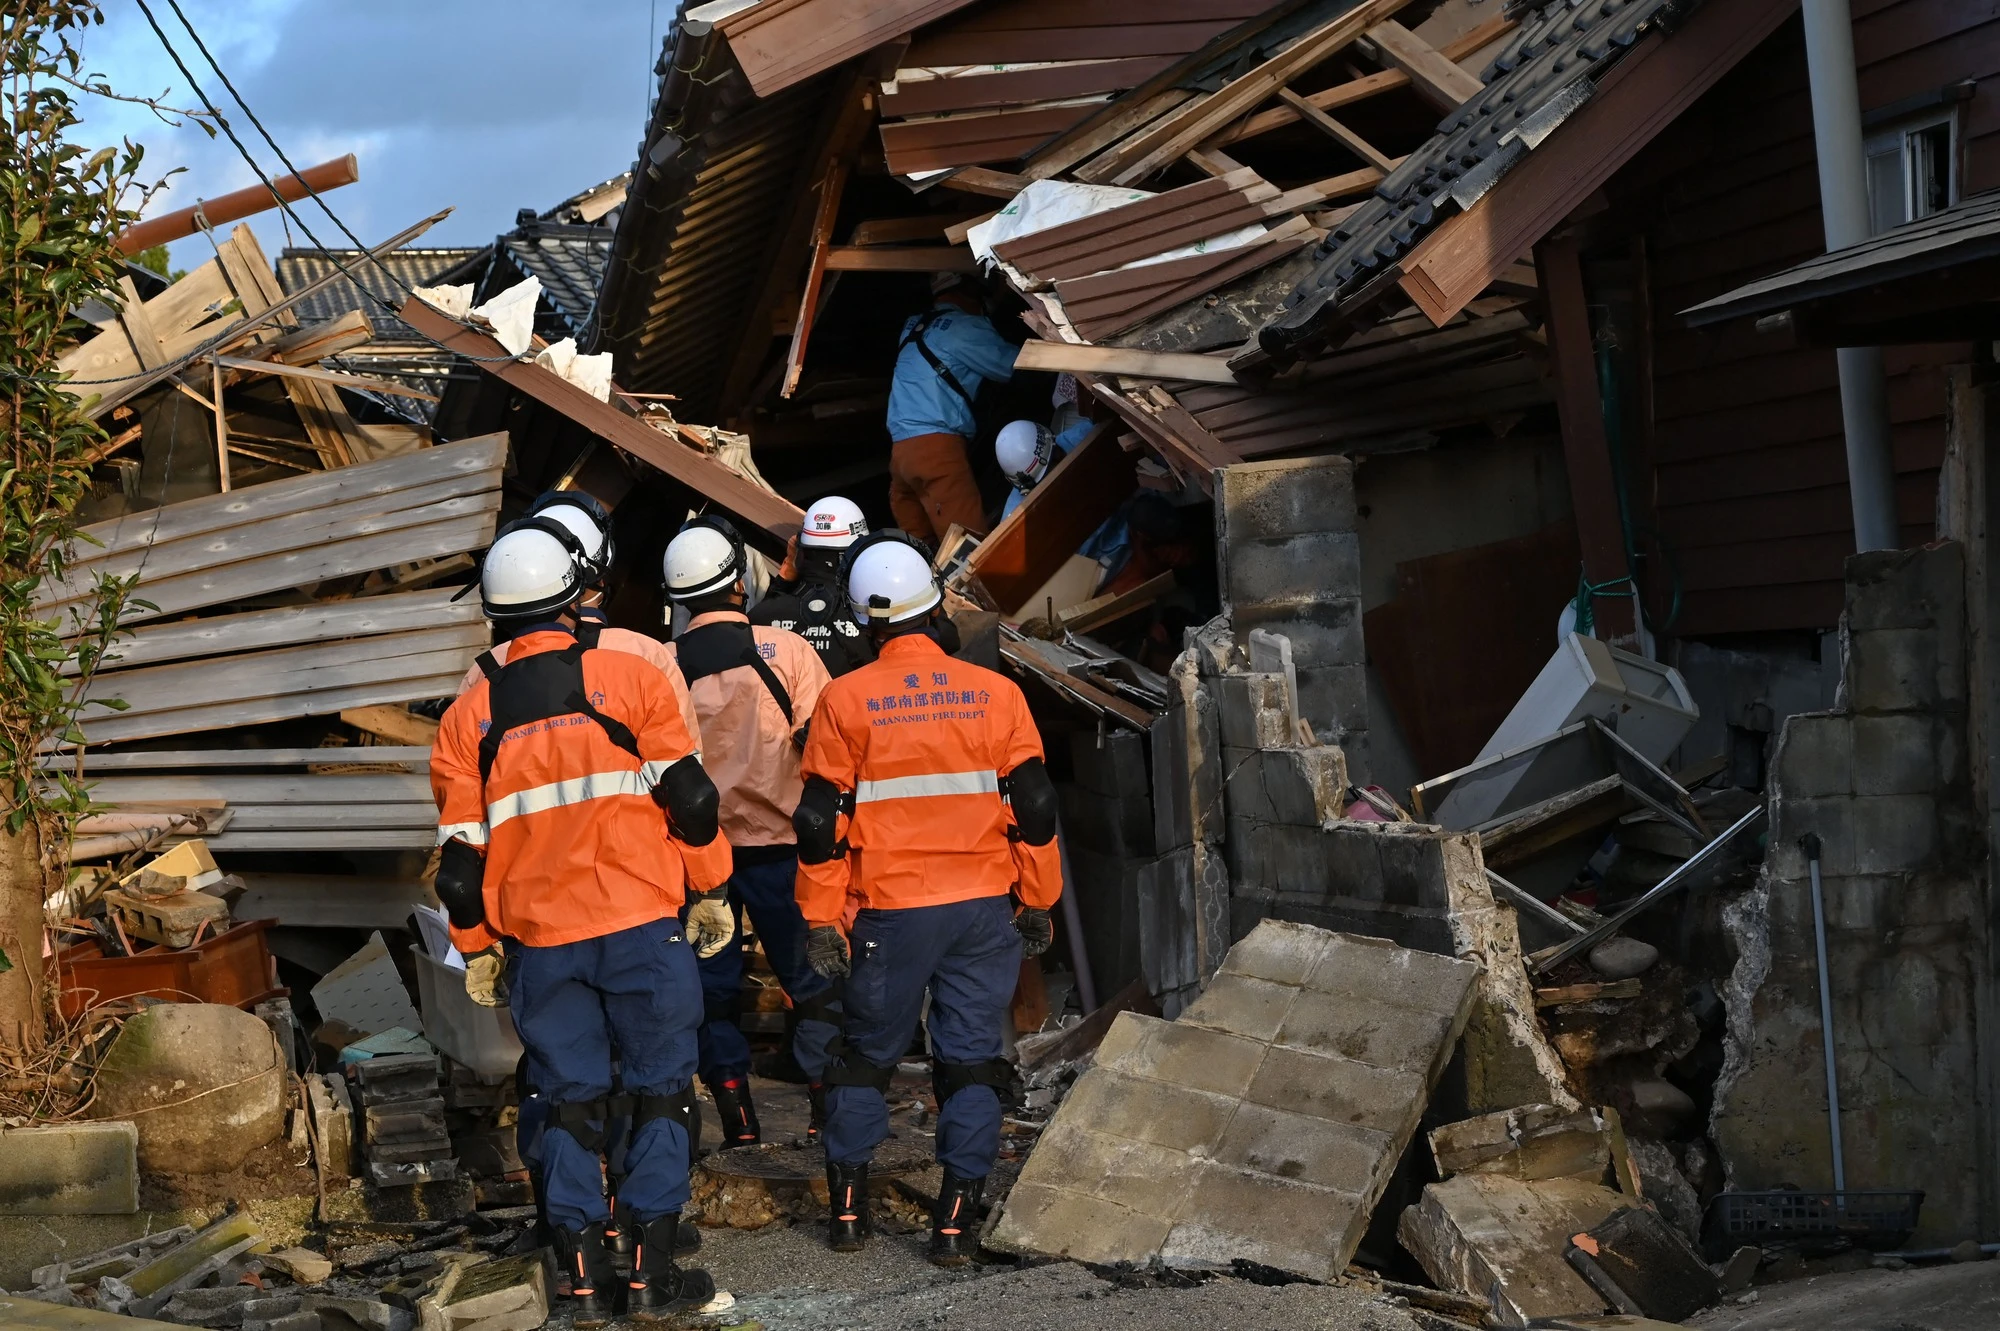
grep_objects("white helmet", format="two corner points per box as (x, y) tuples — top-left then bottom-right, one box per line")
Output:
(527, 491), (614, 586)
(663, 516), (744, 602)
(996, 420), (1056, 491)
(845, 534), (941, 627)
(800, 496), (868, 550)
(481, 525), (583, 622)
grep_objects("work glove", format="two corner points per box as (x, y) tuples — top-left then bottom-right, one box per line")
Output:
(806, 924), (851, 979)
(685, 888), (737, 959)
(1013, 907), (1053, 959)
(464, 945), (508, 1009)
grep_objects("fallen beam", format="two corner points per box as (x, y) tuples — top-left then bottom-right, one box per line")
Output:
(117, 154), (360, 254)
(1014, 340), (1238, 384)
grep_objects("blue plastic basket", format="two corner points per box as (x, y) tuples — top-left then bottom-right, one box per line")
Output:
(1707, 1189), (1924, 1253)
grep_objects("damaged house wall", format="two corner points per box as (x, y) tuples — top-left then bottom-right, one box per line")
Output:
(1713, 541), (1991, 1243)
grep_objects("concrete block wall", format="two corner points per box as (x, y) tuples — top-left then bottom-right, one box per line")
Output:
(1216, 456), (1369, 774)
(1713, 543), (1991, 1243)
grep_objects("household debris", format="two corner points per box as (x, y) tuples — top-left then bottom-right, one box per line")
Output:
(992, 920), (1479, 1280)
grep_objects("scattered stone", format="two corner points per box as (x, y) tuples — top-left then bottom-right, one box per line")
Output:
(1625, 1138), (1703, 1243)
(1951, 1238), (1987, 1263)
(0, 1119), (139, 1215)
(240, 1294), (305, 1322)
(161, 1284), (262, 1327)
(307, 1075), (356, 1183)
(89, 1002), (285, 1173)
(245, 1314), (323, 1331)
(31, 1226), (194, 1289)
(1732, 1290), (1761, 1306)
(1718, 1245), (1762, 1293)
(423, 1252), (548, 1330)
(1623, 1078), (1698, 1136)
(1588, 937), (1660, 980)
(302, 1292), (412, 1331)
(994, 922), (1481, 1282)
(1398, 1173), (1628, 1322)
(261, 1249), (334, 1285)
(1428, 1104), (1612, 1183)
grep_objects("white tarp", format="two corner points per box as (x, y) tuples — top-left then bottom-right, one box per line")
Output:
(967, 178), (1270, 284)
(412, 283), (473, 319)
(534, 336), (614, 402)
(470, 275), (543, 357)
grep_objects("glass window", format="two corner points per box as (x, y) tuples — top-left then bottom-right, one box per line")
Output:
(1864, 110), (1958, 235)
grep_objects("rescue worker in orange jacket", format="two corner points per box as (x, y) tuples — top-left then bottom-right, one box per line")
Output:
(431, 523), (731, 1324)
(659, 516), (834, 1146)
(791, 531), (1063, 1265)
(451, 497), (724, 1267)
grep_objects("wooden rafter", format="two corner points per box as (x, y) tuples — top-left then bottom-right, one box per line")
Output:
(782, 154), (850, 399)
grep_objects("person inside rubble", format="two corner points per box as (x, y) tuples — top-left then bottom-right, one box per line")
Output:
(995, 417), (1094, 521)
(660, 516), (840, 1149)
(885, 272), (1017, 546)
(793, 531), (1063, 1265)
(431, 521), (731, 1324)
(752, 494), (875, 679)
(451, 494), (725, 1267)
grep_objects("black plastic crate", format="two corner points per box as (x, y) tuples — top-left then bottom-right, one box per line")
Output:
(1707, 1189), (1925, 1254)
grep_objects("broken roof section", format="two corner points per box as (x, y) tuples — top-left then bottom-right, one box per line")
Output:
(276, 247), (488, 346)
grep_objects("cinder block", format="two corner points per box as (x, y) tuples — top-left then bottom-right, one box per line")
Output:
(1265, 825), (1336, 902)
(1847, 793), (1939, 874)
(1071, 728), (1149, 798)
(1844, 542), (1963, 633)
(1767, 794), (1859, 879)
(1068, 845), (1143, 997)
(1096, 1013), (1269, 1099)
(1020, 1123), (1202, 1216)
(1058, 1060), (1240, 1153)
(1374, 827), (1452, 910)
(1225, 533), (1363, 612)
(1180, 971), (1298, 1043)
(1208, 1101), (1393, 1193)
(991, 1179), (1175, 1266)
(1218, 674), (1293, 750)
(1243, 1044), (1427, 1138)
(1160, 1160), (1367, 1281)
(1774, 713), (1854, 799)
(1273, 988), (1460, 1074)
(1258, 747), (1349, 826)
(1242, 608), (1366, 670)
(1218, 455), (1357, 542)
(1321, 823), (1384, 901)
(1303, 930), (1481, 1013)
(0, 1120), (138, 1215)
(1060, 782), (1155, 858)
(1215, 917), (1338, 986)
(1850, 713), (1936, 796)
(1847, 627), (1963, 713)
(1295, 663), (1369, 742)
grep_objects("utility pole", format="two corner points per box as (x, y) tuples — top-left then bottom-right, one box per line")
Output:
(1801, 0), (1901, 552)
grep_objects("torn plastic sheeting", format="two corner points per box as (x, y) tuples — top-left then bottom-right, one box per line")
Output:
(413, 283), (474, 319)
(470, 275), (542, 356)
(534, 336), (614, 402)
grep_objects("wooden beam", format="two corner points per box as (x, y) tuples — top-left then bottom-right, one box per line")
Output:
(114, 276), (168, 371)
(942, 166), (1032, 199)
(399, 297), (803, 545)
(341, 704), (441, 747)
(1276, 88), (1396, 172)
(1186, 146), (1249, 179)
(851, 214), (983, 246)
(85, 587), (480, 675)
(1363, 20), (1484, 112)
(1267, 166), (1394, 213)
(783, 155), (849, 399)
(1216, 16), (1515, 146)
(211, 355), (230, 492)
(717, 0), (979, 99)
(1014, 340), (1238, 385)
(965, 423), (1137, 609)
(1536, 234), (1632, 639)
(52, 746), (432, 770)
(213, 356), (439, 401)
(219, 224), (361, 468)
(1394, 0), (1797, 326)
(1061, 571), (1175, 634)
(821, 246), (978, 272)
(1078, 0), (1417, 186)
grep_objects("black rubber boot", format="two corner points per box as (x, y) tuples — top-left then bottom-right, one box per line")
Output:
(928, 1172), (986, 1267)
(806, 1080), (827, 1143)
(709, 1075), (762, 1147)
(826, 1161), (870, 1252)
(556, 1222), (622, 1326)
(627, 1214), (716, 1320)
(604, 1196), (635, 1259)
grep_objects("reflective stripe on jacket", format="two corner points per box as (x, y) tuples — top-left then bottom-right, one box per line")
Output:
(433, 630), (702, 953)
(795, 633), (1061, 927)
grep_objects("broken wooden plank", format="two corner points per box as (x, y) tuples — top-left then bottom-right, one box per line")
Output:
(1014, 341), (1237, 385)
(942, 165), (1032, 198)
(1276, 88), (1396, 172)
(1056, 217), (1319, 340)
(399, 298), (802, 544)
(964, 422), (1135, 610)
(212, 356), (440, 402)
(84, 588), (480, 675)
(1078, 0), (1418, 186)
(1533, 980), (1642, 1008)
(784, 154), (849, 399)
(1061, 571), (1176, 634)
(1363, 20), (1484, 112)
(341, 704), (441, 747)
(51, 747), (432, 770)
(851, 213), (986, 246)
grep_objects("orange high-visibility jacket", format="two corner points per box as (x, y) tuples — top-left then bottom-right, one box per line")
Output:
(664, 611), (830, 848)
(455, 624), (730, 895)
(795, 633), (1062, 929)
(433, 630), (709, 954)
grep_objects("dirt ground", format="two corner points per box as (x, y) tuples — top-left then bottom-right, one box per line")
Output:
(1691, 1260), (2000, 1331)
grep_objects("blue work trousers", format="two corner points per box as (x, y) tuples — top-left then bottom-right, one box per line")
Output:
(507, 918), (700, 1231)
(692, 848), (838, 1085)
(824, 894), (1022, 1179)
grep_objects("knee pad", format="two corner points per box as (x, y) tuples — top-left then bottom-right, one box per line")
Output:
(550, 1097), (611, 1152)
(654, 755), (721, 846)
(933, 1058), (1021, 1113)
(1000, 758), (1056, 846)
(793, 776), (850, 864)
(792, 984), (844, 1024)
(822, 1038), (896, 1092)
(435, 838), (488, 928)
(703, 993), (742, 1029)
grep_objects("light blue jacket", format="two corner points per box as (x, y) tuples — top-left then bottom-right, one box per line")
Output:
(887, 303), (1018, 442)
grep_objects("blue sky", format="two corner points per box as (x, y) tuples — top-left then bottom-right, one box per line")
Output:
(78, 0), (666, 269)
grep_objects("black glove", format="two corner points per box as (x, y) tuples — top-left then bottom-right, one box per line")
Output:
(1013, 907), (1053, 958)
(807, 925), (851, 979)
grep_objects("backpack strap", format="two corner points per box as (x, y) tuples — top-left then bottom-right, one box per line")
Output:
(676, 620), (794, 725)
(476, 640), (640, 788)
(900, 309), (979, 417)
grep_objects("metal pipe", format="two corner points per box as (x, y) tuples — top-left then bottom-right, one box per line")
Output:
(1053, 819), (1099, 1014)
(1800, 0), (1899, 551)
(116, 154), (360, 255)
(1803, 832), (1848, 1195)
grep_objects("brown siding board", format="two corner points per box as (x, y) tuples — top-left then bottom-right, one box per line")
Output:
(882, 58), (1172, 117)
(881, 105), (1097, 173)
(1652, 425), (1945, 509)
(908, 22), (1246, 66)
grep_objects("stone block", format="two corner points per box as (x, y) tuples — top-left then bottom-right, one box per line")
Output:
(1240, 607), (1366, 671)
(1321, 823), (1384, 901)
(1774, 713), (1853, 798)
(1428, 1105), (1612, 1182)
(1766, 794), (1859, 879)
(1136, 849), (1199, 994)
(1373, 828), (1452, 910)
(1070, 728), (1149, 798)
(1847, 793), (1939, 874)
(1059, 783), (1154, 858)
(1844, 541), (1963, 633)
(1295, 662), (1370, 745)
(260, 1249), (332, 1285)
(1258, 747), (1349, 826)
(1225, 533), (1363, 614)
(1218, 673), (1293, 750)
(160, 1286), (261, 1327)
(1398, 1173), (1628, 1322)
(1847, 627), (1962, 713)
(1217, 454), (1357, 543)
(0, 1120), (138, 1215)
(999, 921), (1473, 1281)
(1068, 845), (1143, 998)
(1850, 713), (1935, 796)
(301, 1293), (410, 1331)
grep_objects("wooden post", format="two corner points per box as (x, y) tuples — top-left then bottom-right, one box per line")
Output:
(1536, 234), (1634, 642)
(782, 156), (850, 399)
(211, 355), (231, 492)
